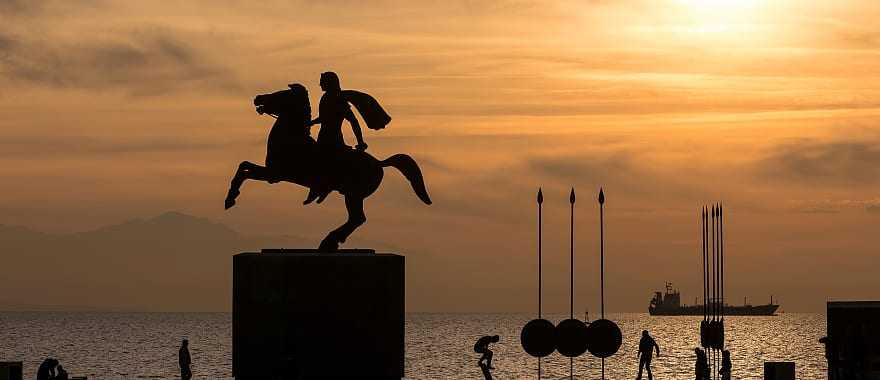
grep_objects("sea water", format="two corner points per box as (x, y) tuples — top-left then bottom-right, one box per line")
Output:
(0, 312), (826, 379)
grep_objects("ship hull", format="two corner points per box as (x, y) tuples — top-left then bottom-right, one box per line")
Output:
(649, 304), (779, 316)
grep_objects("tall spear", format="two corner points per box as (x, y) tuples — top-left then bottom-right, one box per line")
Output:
(570, 188), (575, 320)
(598, 187), (606, 380)
(537, 187), (543, 379)
(599, 188), (606, 318)
(537, 188), (543, 320)
(569, 188), (575, 379)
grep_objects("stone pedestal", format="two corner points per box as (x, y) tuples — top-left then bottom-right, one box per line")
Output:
(0, 362), (22, 380)
(764, 362), (795, 380)
(233, 251), (404, 379)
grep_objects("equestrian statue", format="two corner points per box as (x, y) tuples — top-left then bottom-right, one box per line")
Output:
(224, 72), (432, 251)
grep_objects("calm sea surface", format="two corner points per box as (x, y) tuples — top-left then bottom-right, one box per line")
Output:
(0, 312), (826, 379)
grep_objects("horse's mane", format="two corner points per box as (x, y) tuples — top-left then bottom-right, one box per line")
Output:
(255, 84), (311, 125)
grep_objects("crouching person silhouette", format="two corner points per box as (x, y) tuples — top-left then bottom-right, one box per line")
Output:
(474, 335), (500, 370)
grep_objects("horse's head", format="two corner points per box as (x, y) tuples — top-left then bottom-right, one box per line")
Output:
(254, 83), (311, 124)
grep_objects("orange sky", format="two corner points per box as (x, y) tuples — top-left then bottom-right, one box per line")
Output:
(1, 0), (878, 312)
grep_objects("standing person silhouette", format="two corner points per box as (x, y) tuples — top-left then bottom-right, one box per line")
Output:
(636, 330), (660, 380)
(303, 71), (368, 205)
(474, 335), (500, 371)
(179, 339), (192, 380)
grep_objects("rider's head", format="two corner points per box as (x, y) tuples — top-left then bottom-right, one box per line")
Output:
(642, 330), (649, 337)
(320, 71), (341, 92)
(492, 335), (500, 342)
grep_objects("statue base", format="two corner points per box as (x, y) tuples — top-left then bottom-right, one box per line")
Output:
(233, 250), (404, 379)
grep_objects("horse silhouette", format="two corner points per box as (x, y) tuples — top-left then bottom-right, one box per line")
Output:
(224, 84), (431, 250)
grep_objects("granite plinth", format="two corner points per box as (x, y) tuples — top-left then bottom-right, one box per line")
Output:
(233, 251), (404, 379)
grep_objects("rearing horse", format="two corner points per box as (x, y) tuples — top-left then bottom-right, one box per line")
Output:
(224, 84), (432, 251)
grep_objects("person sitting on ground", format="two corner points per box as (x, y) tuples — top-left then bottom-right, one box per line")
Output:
(55, 364), (69, 380)
(719, 349), (732, 380)
(37, 358), (59, 380)
(637, 330), (661, 380)
(474, 335), (500, 370)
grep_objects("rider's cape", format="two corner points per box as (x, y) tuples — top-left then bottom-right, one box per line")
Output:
(342, 90), (391, 130)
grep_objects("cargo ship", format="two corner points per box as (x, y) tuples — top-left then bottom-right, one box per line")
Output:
(648, 282), (779, 316)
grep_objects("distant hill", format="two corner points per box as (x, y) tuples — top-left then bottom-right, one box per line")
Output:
(0, 212), (309, 311)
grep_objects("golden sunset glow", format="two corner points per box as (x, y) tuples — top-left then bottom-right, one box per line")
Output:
(1, 0), (879, 313)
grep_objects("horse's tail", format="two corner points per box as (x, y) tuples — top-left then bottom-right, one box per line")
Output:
(380, 154), (432, 205)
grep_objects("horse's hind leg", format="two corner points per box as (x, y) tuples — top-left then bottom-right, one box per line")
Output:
(318, 195), (366, 251)
(225, 161), (273, 209)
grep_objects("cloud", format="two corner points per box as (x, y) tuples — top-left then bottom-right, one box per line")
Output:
(757, 138), (880, 186)
(0, 135), (255, 158)
(0, 29), (239, 95)
(0, 0), (39, 15)
(526, 150), (706, 205)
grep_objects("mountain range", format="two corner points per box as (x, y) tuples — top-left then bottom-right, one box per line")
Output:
(0, 211), (309, 311)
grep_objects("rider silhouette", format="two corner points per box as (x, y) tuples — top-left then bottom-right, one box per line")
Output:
(303, 72), (368, 205)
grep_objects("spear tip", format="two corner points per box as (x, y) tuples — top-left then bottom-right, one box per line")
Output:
(537, 187), (543, 204)
(598, 187), (605, 204)
(570, 187), (576, 204)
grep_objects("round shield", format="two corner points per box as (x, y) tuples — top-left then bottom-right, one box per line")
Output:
(555, 318), (589, 357)
(586, 318), (622, 358)
(520, 318), (556, 357)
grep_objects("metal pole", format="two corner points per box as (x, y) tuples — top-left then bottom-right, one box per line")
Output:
(720, 204), (724, 320)
(703, 207), (707, 321)
(711, 205), (716, 322)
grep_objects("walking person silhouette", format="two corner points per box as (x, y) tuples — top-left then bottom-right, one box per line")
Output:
(179, 339), (192, 380)
(636, 330), (660, 380)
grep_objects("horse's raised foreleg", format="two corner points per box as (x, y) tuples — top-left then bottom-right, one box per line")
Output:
(225, 161), (275, 209)
(318, 195), (366, 251)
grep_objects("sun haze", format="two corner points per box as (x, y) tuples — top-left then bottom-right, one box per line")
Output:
(0, 0), (878, 312)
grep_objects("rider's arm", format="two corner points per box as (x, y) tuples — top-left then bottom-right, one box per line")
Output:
(655, 342), (660, 356)
(345, 108), (367, 150)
